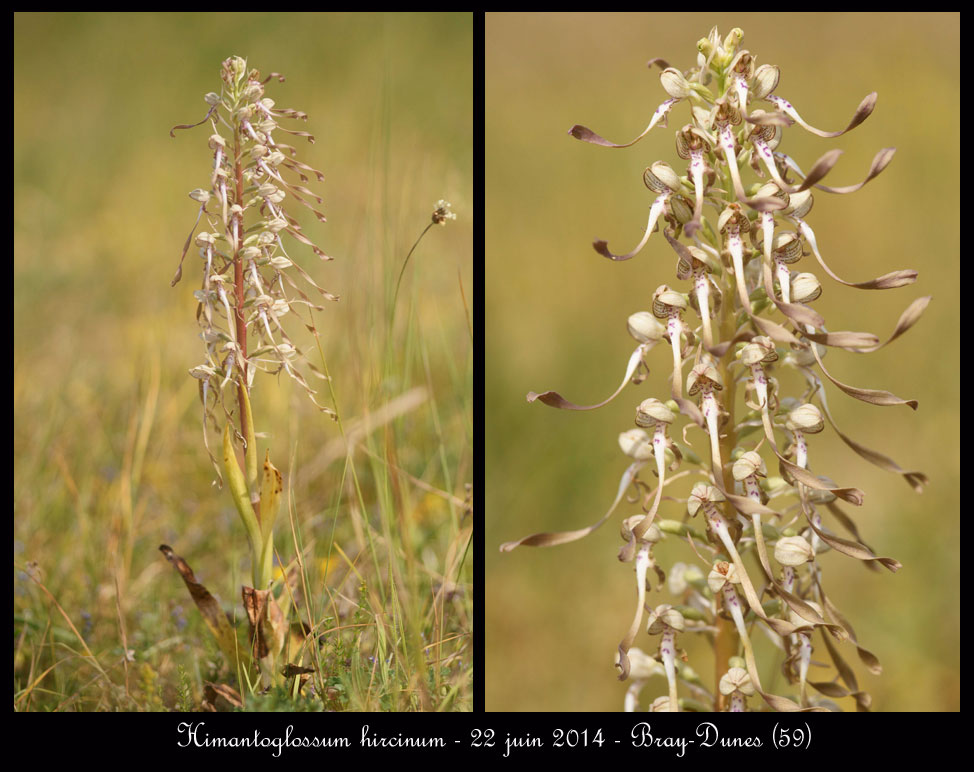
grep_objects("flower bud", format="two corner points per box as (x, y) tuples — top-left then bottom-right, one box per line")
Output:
(697, 36), (715, 60)
(189, 364), (217, 380)
(652, 285), (687, 319)
(723, 28), (744, 55)
(649, 695), (674, 712)
(784, 189), (814, 219)
(667, 195), (694, 224)
(644, 161), (682, 193)
(635, 398), (675, 429)
(269, 256), (293, 270)
(791, 272), (822, 303)
(225, 56), (248, 85)
(774, 535), (814, 566)
(751, 64), (780, 100)
(771, 231), (803, 263)
(786, 403), (824, 433)
(625, 647), (665, 680)
(627, 311), (664, 343)
(241, 82), (264, 102)
(738, 336), (777, 366)
(645, 522), (663, 545)
(660, 67), (693, 99)
(619, 428), (654, 460)
(668, 562), (690, 595)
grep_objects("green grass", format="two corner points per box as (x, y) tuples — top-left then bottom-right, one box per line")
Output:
(14, 12), (473, 712)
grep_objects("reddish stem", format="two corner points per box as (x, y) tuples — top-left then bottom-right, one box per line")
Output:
(232, 124), (250, 446)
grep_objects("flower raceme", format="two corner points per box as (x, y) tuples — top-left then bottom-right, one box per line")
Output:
(171, 56), (336, 488)
(503, 27), (929, 712)
(164, 56), (334, 691)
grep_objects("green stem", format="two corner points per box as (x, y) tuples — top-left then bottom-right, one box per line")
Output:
(389, 222), (435, 334)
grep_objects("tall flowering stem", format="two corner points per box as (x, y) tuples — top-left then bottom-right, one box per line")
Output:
(165, 56), (336, 691)
(503, 27), (929, 712)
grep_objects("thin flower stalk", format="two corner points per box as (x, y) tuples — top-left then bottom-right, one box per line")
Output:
(502, 27), (929, 712)
(390, 199), (457, 332)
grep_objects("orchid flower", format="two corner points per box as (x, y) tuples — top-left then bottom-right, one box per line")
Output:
(505, 25), (927, 712)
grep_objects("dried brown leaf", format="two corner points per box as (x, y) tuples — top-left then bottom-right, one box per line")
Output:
(159, 545), (248, 673)
(202, 681), (243, 711)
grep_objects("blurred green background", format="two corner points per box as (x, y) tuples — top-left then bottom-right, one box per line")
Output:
(14, 12), (472, 710)
(486, 12), (958, 712)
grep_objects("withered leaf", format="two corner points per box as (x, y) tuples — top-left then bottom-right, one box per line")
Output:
(282, 664), (315, 677)
(159, 545), (248, 673)
(202, 681), (243, 712)
(242, 586), (287, 663)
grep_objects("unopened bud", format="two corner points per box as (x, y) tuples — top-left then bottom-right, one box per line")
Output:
(786, 403), (824, 434)
(635, 398), (675, 428)
(751, 64), (780, 100)
(627, 311), (664, 343)
(619, 428), (654, 460)
(774, 535), (814, 566)
(791, 272), (822, 303)
(660, 68), (693, 99)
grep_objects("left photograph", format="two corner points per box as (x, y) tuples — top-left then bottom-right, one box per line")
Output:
(15, 12), (472, 712)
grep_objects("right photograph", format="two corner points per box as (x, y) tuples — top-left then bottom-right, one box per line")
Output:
(485, 12), (958, 712)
